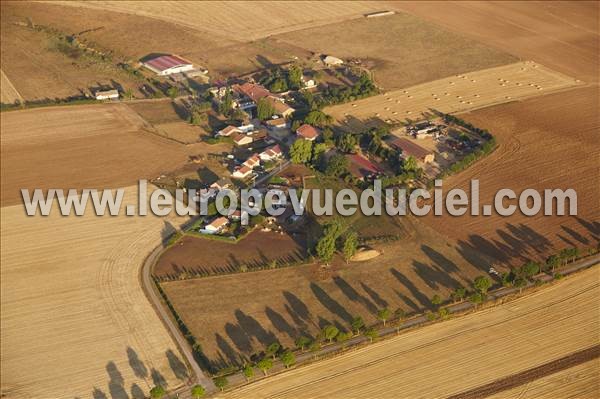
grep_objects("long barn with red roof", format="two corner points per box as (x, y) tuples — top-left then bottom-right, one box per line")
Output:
(142, 54), (194, 76)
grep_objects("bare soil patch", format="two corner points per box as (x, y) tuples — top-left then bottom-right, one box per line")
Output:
(0, 103), (189, 206)
(154, 230), (307, 279)
(273, 12), (517, 89)
(425, 87), (599, 265)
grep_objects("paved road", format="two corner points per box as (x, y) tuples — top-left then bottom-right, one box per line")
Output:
(140, 243), (215, 394)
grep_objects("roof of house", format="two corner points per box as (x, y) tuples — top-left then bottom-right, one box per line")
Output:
(347, 154), (383, 177)
(266, 96), (295, 115)
(234, 165), (252, 176)
(234, 82), (272, 103)
(260, 145), (282, 158)
(207, 216), (229, 229)
(233, 134), (252, 144)
(324, 55), (344, 65)
(144, 55), (192, 72)
(219, 125), (241, 135)
(266, 117), (286, 126)
(296, 124), (320, 140)
(210, 176), (232, 189)
(389, 138), (433, 160)
(244, 154), (261, 167)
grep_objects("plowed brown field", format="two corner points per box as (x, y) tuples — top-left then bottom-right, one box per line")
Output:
(219, 266), (600, 398)
(0, 103), (188, 206)
(425, 87), (600, 265)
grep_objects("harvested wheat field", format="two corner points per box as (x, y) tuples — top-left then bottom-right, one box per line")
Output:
(274, 11), (517, 90)
(487, 359), (599, 399)
(392, 1), (600, 84)
(425, 86), (600, 265)
(219, 266), (600, 399)
(53, 1), (385, 42)
(0, 188), (189, 399)
(159, 217), (495, 371)
(0, 69), (22, 104)
(0, 103), (189, 206)
(327, 61), (582, 125)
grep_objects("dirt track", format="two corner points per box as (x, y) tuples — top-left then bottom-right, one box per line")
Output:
(0, 187), (189, 399)
(219, 266), (600, 399)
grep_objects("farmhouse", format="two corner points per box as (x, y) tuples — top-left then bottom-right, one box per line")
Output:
(217, 125), (242, 137)
(267, 97), (295, 118)
(234, 82), (272, 103)
(94, 89), (119, 100)
(205, 217), (229, 233)
(265, 117), (287, 129)
(390, 137), (435, 164)
(243, 154), (261, 169)
(210, 177), (233, 191)
(142, 54), (194, 76)
(233, 134), (253, 146)
(296, 124), (320, 141)
(346, 153), (384, 180)
(259, 145), (283, 162)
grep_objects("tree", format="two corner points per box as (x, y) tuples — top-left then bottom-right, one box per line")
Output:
(469, 292), (484, 307)
(451, 287), (466, 303)
(213, 376), (228, 392)
(311, 142), (328, 167)
(546, 254), (561, 273)
(403, 155), (418, 172)
(322, 127), (334, 144)
(191, 384), (206, 399)
(323, 325), (340, 343)
(337, 134), (358, 153)
(167, 86), (178, 99)
(473, 276), (492, 295)
(316, 233), (337, 265)
(335, 331), (352, 346)
(291, 119), (302, 131)
(265, 342), (281, 359)
(364, 327), (378, 343)
(123, 88), (134, 100)
(325, 154), (349, 177)
(218, 89), (233, 116)
(304, 110), (333, 127)
(288, 64), (303, 89)
(513, 277), (528, 293)
(351, 316), (365, 335)
(295, 336), (312, 352)
(280, 350), (296, 368)
(342, 232), (358, 263)
(289, 139), (313, 164)
(257, 358), (273, 376)
(520, 261), (540, 280)
(377, 308), (391, 326)
(438, 307), (451, 320)
(150, 386), (165, 399)
(243, 364), (254, 381)
(231, 107), (248, 122)
(257, 98), (276, 120)
(430, 294), (442, 309)
(425, 310), (437, 321)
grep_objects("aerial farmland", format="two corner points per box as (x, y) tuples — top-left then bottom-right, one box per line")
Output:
(0, 1), (598, 399)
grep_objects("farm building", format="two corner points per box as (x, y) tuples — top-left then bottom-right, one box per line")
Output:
(94, 89), (119, 100)
(346, 153), (384, 180)
(204, 217), (229, 233)
(296, 124), (320, 141)
(390, 137), (435, 164)
(142, 54), (194, 76)
(233, 82), (272, 103)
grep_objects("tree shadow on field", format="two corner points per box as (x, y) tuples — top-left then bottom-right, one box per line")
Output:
(216, 333), (240, 366)
(225, 322), (253, 354)
(332, 276), (377, 314)
(561, 225), (590, 245)
(150, 368), (167, 388)
(265, 306), (297, 340)
(310, 283), (353, 323)
(130, 383), (145, 399)
(389, 268), (431, 308)
(166, 349), (188, 381)
(106, 361), (129, 399)
(234, 309), (277, 347)
(92, 387), (108, 399)
(126, 347), (148, 379)
(360, 282), (388, 309)
(161, 221), (177, 248)
(574, 216), (600, 240)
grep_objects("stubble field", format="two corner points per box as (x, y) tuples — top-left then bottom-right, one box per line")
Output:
(219, 266), (600, 398)
(0, 188), (189, 399)
(0, 103), (188, 206)
(326, 61), (581, 125)
(424, 86), (600, 265)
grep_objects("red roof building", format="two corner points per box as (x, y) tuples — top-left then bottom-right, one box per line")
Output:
(346, 153), (383, 179)
(296, 124), (320, 141)
(234, 83), (272, 103)
(143, 55), (194, 76)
